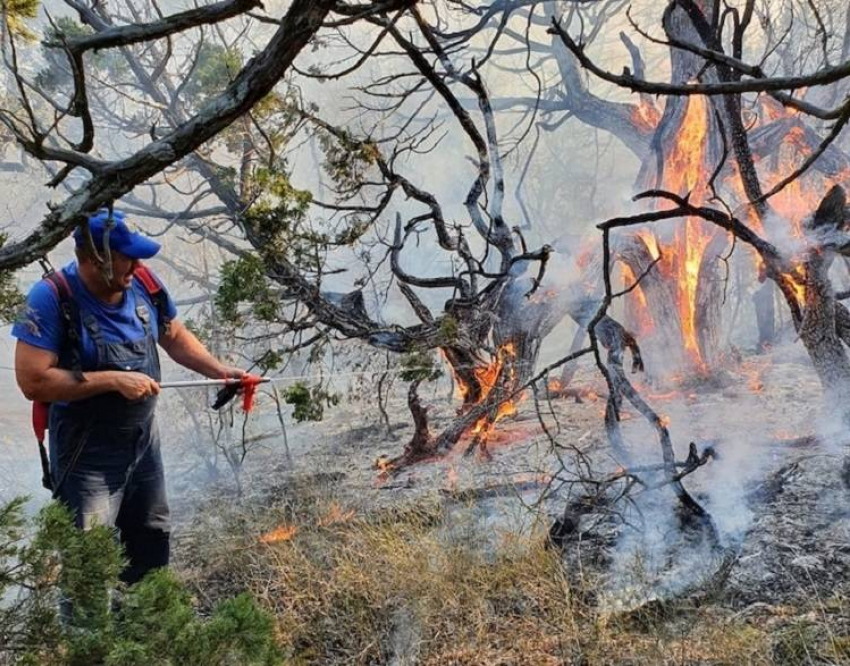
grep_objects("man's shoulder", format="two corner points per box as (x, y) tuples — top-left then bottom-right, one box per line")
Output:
(11, 275), (64, 349)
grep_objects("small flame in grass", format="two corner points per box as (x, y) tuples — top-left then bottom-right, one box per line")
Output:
(260, 524), (297, 544)
(375, 455), (393, 480)
(647, 390), (678, 402)
(741, 361), (767, 393)
(319, 502), (355, 527)
(259, 503), (355, 544)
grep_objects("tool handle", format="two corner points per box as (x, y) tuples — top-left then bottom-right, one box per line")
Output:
(159, 378), (243, 389)
(159, 377), (272, 389)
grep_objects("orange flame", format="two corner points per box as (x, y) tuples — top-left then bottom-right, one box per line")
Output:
(626, 94), (717, 372)
(444, 343), (521, 444)
(259, 524), (297, 544)
(658, 94), (715, 370)
(621, 263), (653, 336)
(632, 98), (662, 133)
(319, 502), (356, 527)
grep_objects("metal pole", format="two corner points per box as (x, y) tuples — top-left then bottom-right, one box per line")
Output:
(159, 377), (271, 389)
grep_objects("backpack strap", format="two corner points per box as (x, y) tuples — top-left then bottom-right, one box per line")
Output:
(133, 263), (172, 338)
(43, 270), (85, 382)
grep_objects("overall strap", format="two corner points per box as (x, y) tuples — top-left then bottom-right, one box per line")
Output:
(43, 270), (85, 381)
(133, 264), (171, 338)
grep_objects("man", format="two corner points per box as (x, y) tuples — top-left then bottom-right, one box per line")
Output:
(12, 208), (245, 585)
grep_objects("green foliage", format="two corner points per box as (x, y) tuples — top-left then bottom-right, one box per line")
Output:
(436, 315), (460, 346)
(106, 572), (280, 666)
(216, 254), (280, 324)
(315, 127), (379, 193)
(37, 18), (124, 91)
(0, 498), (281, 666)
(399, 349), (443, 383)
(244, 169), (315, 259)
(182, 44), (243, 102)
(2, 0), (39, 39)
(0, 233), (24, 324)
(282, 381), (340, 422)
(256, 349), (284, 372)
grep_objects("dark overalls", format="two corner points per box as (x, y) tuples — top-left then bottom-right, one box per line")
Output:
(50, 288), (170, 586)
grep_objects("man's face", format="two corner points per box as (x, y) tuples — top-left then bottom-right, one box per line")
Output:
(108, 251), (140, 292)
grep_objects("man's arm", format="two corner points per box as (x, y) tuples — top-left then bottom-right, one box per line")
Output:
(158, 319), (243, 379)
(15, 341), (160, 403)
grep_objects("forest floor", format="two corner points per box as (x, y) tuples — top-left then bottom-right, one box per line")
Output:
(155, 342), (850, 665)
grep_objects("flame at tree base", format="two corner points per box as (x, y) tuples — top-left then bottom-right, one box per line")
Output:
(444, 342), (524, 446)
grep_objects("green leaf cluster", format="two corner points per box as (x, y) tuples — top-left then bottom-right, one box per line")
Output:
(216, 254), (280, 324)
(37, 18), (125, 91)
(436, 315), (460, 346)
(282, 381), (340, 422)
(0, 498), (281, 666)
(316, 128), (379, 193)
(244, 169), (315, 258)
(182, 44), (243, 102)
(2, 0), (39, 40)
(399, 349), (443, 383)
(0, 233), (24, 324)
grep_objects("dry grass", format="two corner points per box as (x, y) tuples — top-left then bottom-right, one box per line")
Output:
(175, 484), (850, 666)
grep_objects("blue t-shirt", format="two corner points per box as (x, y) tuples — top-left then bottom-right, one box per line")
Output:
(11, 262), (177, 369)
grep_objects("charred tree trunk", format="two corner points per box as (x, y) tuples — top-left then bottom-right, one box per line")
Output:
(617, 235), (686, 374)
(695, 228), (729, 369)
(400, 379), (435, 463)
(797, 187), (850, 422)
(753, 280), (776, 351)
(441, 345), (487, 406)
(625, 0), (728, 374)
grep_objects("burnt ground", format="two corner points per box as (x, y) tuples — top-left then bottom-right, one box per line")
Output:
(159, 342), (850, 619)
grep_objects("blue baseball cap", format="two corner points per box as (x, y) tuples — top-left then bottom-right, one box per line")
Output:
(74, 208), (161, 260)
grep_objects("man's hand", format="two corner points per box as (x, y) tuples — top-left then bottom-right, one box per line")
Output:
(15, 341), (159, 404)
(111, 371), (160, 400)
(220, 366), (247, 380)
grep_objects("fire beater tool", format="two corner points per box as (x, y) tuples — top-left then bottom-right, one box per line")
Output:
(32, 375), (272, 492)
(158, 375), (271, 412)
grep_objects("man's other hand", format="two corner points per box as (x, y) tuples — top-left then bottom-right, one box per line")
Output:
(112, 371), (161, 400)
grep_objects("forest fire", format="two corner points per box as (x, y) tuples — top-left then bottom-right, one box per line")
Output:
(446, 343), (522, 443)
(626, 94), (717, 372)
(631, 98), (661, 133)
(259, 504), (354, 544)
(624, 88), (848, 375)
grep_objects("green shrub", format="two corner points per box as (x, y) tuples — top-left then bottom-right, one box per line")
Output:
(0, 498), (281, 666)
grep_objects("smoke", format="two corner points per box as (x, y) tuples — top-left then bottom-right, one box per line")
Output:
(592, 336), (830, 608)
(762, 209), (810, 260)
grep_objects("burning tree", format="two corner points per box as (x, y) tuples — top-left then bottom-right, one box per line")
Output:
(545, 1), (850, 417)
